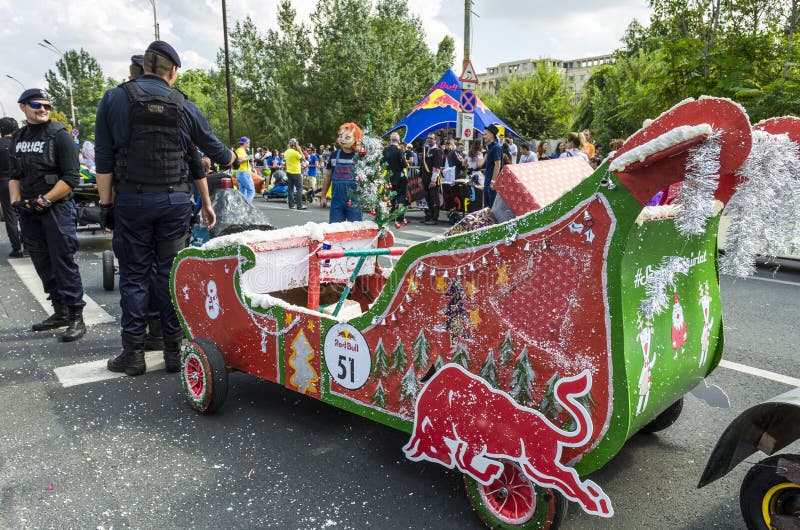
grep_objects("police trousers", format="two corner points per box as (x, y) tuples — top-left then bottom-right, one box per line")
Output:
(20, 200), (85, 308)
(113, 192), (191, 336)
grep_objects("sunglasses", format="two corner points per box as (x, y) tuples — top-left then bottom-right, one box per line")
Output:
(28, 102), (52, 111)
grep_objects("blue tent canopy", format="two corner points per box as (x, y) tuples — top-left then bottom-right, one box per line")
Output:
(384, 69), (520, 142)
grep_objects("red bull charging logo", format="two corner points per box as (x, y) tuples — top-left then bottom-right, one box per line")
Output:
(413, 89), (461, 112)
(403, 363), (613, 518)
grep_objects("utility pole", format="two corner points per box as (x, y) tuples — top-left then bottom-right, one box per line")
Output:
(222, 0), (234, 147)
(38, 40), (77, 127)
(463, 0), (472, 71)
(149, 0), (161, 41)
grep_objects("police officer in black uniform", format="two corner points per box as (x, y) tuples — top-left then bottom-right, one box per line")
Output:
(95, 41), (237, 376)
(0, 117), (24, 257)
(9, 88), (86, 341)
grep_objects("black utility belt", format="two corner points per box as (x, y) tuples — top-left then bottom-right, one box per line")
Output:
(115, 182), (191, 193)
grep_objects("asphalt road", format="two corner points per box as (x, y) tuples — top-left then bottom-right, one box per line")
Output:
(0, 198), (797, 529)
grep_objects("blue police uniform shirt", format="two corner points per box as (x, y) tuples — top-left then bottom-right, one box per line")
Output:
(94, 75), (230, 175)
(483, 140), (502, 187)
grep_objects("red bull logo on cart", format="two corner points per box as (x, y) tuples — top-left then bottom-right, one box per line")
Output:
(413, 89), (461, 112)
(403, 363), (613, 518)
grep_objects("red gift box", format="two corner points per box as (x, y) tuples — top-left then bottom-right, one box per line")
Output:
(493, 157), (595, 216)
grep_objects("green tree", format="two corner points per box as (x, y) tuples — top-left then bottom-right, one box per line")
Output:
(390, 338), (408, 373)
(509, 348), (535, 406)
(478, 349), (498, 388)
(399, 365), (418, 405)
(372, 338), (391, 377)
(450, 343), (471, 369)
(370, 381), (387, 408)
(175, 68), (229, 142)
(412, 329), (430, 370)
(45, 48), (114, 136)
(497, 331), (515, 367)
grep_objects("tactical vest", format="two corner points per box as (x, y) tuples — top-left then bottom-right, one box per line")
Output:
(115, 81), (188, 192)
(12, 121), (65, 196)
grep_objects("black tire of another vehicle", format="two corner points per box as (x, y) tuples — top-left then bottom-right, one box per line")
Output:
(739, 453), (800, 530)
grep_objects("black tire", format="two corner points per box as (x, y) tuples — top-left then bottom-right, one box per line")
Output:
(464, 460), (568, 529)
(640, 397), (684, 434)
(102, 250), (115, 291)
(739, 453), (800, 530)
(181, 337), (229, 414)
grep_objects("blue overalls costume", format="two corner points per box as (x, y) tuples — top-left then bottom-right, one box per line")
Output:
(327, 149), (363, 223)
(95, 41), (232, 376)
(9, 115), (86, 341)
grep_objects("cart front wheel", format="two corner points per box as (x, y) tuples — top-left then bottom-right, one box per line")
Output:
(464, 460), (567, 529)
(640, 397), (684, 434)
(102, 250), (115, 291)
(181, 338), (228, 414)
(740, 453), (800, 530)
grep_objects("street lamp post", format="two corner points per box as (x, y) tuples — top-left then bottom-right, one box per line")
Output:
(5, 74), (24, 89)
(38, 39), (77, 127)
(148, 0), (160, 41)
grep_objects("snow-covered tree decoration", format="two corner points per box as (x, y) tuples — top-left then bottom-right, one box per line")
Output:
(639, 256), (692, 318)
(563, 392), (597, 431)
(539, 371), (563, 420)
(391, 339), (408, 373)
(498, 331), (515, 367)
(349, 135), (403, 227)
(721, 130), (800, 276)
(673, 132), (722, 236)
(509, 348), (535, 405)
(370, 381), (387, 408)
(372, 339), (391, 377)
(412, 330), (430, 370)
(451, 343), (471, 369)
(433, 354), (444, 371)
(478, 349), (499, 388)
(399, 365), (418, 405)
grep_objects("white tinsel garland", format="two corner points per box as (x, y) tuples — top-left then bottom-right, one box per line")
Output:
(720, 130), (800, 276)
(350, 135), (402, 226)
(673, 132), (722, 236)
(639, 256), (692, 318)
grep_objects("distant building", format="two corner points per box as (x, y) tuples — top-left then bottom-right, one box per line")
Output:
(478, 54), (616, 103)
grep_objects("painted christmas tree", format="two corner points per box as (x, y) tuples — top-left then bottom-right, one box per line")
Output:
(441, 277), (472, 347)
(509, 348), (535, 405)
(539, 371), (563, 420)
(372, 338), (390, 377)
(412, 329), (430, 370)
(399, 365), (418, 406)
(478, 349), (499, 388)
(350, 135), (403, 227)
(563, 392), (597, 431)
(370, 381), (387, 408)
(498, 331), (515, 367)
(391, 339), (408, 373)
(434, 354), (444, 370)
(450, 342), (471, 369)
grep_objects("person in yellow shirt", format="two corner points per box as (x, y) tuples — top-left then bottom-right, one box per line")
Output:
(284, 138), (305, 210)
(235, 136), (254, 201)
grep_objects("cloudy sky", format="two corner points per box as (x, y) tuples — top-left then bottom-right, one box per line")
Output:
(0, 0), (651, 124)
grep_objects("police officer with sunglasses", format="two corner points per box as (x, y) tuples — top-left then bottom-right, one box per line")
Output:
(8, 88), (87, 342)
(94, 40), (238, 376)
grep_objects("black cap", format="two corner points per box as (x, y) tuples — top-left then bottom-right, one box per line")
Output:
(17, 88), (50, 104)
(146, 40), (181, 68)
(485, 124), (499, 138)
(131, 55), (144, 67)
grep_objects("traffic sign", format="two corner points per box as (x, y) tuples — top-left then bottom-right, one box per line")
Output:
(458, 112), (474, 139)
(461, 81), (477, 91)
(460, 90), (476, 113)
(459, 60), (479, 84)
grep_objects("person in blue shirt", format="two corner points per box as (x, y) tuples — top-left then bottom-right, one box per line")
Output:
(482, 124), (503, 208)
(320, 122), (363, 222)
(94, 40), (237, 376)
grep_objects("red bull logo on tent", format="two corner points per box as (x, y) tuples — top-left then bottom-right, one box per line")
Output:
(413, 89), (461, 112)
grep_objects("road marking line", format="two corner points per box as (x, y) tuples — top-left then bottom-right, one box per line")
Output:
(734, 275), (800, 287)
(719, 360), (800, 387)
(8, 260), (115, 326)
(400, 229), (439, 238)
(393, 237), (419, 247)
(54, 351), (166, 387)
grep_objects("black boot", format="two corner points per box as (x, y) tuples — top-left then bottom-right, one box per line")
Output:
(107, 332), (147, 376)
(144, 318), (164, 351)
(60, 306), (86, 342)
(163, 331), (185, 373)
(31, 303), (68, 332)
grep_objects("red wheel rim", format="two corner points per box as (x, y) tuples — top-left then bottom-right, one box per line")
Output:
(184, 352), (206, 399)
(477, 462), (537, 524)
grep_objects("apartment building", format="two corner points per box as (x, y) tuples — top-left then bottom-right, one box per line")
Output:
(477, 54), (616, 102)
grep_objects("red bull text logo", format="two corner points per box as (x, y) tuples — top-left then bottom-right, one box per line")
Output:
(413, 89), (461, 112)
(403, 363), (613, 518)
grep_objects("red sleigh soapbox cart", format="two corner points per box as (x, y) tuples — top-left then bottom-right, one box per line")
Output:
(171, 97), (768, 528)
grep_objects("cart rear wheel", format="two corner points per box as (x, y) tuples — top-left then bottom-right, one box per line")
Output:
(102, 250), (115, 291)
(181, 338), (228, 414)
(640, 397), (684, 433)
(464, 460), (568, 529)
(740, 454), (800, 530)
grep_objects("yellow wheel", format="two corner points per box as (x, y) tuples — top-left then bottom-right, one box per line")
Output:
(740, 454), (800, 529)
